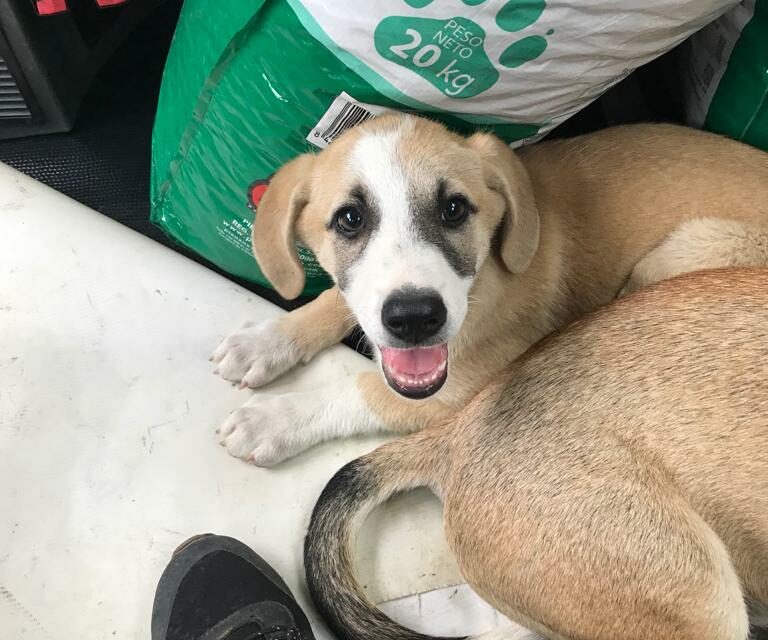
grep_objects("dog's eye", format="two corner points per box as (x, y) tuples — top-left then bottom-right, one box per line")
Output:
(334, 207), (365, 237)
(441, 196), (470, 228)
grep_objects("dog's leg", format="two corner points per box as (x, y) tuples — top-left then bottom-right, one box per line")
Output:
(619, 218), (768, 297)
(218, 371), (455, 466)
(217, 379), (376, 466)
(212, 286), (355, 388)
(474, 510), (750, 640)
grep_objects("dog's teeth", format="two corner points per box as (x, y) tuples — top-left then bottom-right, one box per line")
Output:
(389, 360), (447, 389)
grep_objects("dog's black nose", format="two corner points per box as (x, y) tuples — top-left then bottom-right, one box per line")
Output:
(381, 289), (447, 344)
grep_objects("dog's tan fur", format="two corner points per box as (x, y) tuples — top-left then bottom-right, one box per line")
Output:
(231, 116), (768, 439)
(305, 268), (768, 640)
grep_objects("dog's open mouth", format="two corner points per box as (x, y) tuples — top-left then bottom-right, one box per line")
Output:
(380, 344), (448, 399)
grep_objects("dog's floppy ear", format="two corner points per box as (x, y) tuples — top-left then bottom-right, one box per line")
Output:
(252, 154), (316, 300)
(468, 133), (540, 274)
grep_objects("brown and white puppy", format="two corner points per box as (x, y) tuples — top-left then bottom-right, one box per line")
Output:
(305, 268), (768, 640)
(212, 114), (768, 466)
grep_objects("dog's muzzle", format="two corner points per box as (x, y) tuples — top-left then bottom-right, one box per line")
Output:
(379, 288), (449, 398)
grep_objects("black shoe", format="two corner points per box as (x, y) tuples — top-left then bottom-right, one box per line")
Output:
(152, 534), (315, 640)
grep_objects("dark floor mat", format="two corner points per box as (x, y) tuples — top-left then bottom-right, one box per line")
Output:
(0, 1), (175, 243)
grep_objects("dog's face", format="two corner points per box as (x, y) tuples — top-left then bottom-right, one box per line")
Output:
(253, 115), (539, 399)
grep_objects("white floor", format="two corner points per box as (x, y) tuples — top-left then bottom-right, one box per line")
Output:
(0, 164), (527, 639)
(381, 584), (520, 637)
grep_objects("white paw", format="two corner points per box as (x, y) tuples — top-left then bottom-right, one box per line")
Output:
(217, 392), (322, 466)
(211, 319), (300, 388)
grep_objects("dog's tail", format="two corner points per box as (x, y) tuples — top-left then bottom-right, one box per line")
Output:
(304, 428), (463, 640)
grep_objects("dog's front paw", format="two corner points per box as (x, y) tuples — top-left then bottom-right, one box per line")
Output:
(211, 320), (300, 389)
(217, 392), (319, 466)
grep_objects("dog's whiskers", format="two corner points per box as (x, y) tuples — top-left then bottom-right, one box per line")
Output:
(353, 332), (370, 355)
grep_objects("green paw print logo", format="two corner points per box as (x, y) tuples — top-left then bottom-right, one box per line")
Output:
(374, 0), (552, 99)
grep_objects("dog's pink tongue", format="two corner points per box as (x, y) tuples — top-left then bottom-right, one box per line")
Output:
(381, 344), (448, 375)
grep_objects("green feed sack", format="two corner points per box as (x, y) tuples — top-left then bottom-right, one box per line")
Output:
(683, 0), (768, 151)
(151, 0), (737, 298)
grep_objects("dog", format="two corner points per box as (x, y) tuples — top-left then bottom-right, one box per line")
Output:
(212, 114), (768, 466)
(305, 268), (768, 640)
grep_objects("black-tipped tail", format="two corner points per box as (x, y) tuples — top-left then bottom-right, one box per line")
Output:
(304, 439), (462, 640)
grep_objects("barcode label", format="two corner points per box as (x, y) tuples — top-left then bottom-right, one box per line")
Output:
(307, 92), (391, 149)
(321, 103), (374, 143)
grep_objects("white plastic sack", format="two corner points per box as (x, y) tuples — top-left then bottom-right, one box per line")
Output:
(292, 0), (739, 142)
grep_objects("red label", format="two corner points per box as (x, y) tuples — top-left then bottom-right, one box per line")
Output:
(247, 176), (273, 211)
(35, 0), (68, 15)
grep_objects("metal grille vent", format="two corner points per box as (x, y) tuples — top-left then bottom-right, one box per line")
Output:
(0, 56), (31, 119)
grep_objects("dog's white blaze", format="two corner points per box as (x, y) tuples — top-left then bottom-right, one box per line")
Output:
(344, 128), (473, 350)
(349, 128), (411, 236)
